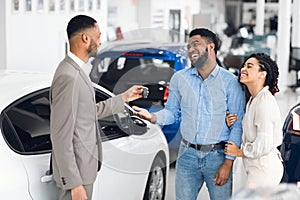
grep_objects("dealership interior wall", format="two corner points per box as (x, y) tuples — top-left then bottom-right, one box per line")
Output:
(0, 0), (202, 72)
(0, 0), (108, 72)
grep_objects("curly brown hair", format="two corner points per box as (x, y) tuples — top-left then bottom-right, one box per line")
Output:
(241, 53), (280, 96)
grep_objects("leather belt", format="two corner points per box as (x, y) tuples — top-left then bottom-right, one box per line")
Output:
(182, 139), (226, 151)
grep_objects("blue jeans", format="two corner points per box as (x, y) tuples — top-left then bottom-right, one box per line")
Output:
(175, 142), (232, 200)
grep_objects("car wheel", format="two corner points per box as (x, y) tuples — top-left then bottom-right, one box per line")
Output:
(143, 157), (166, 200)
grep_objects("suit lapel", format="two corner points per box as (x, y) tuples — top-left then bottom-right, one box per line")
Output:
(79, 64), (96, 102)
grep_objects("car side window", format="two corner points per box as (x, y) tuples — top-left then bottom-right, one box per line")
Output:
(1, 89), (51, 154)
(95, 89), (132, 141)
(91, 57), (174, 90)
(96, 88), (149, 139)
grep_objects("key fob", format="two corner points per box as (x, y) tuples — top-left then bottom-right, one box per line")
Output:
(142, 88), (148, 98)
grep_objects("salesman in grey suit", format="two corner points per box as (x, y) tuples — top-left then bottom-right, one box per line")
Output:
(50, 15), (145, 200)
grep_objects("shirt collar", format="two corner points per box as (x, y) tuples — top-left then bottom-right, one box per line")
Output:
(68, 51), (84, 67)
(68, 51), (92, 79)
(190, 64), (220, 78)
(258, 86), (270, 95)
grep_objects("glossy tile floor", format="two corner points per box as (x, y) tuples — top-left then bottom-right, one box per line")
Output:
(165, 86), (299, 200)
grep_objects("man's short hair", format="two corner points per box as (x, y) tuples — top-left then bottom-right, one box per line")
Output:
(189, 28), (219, 55)
(67, 15), (97, 39)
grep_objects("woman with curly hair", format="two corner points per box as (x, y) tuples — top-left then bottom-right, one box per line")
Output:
(225, 53), (283, 188)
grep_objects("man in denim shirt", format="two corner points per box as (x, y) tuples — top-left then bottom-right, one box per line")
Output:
(133, 28), (245, 200)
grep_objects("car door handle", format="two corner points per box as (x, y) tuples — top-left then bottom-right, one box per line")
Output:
(41, 174), (53, 183)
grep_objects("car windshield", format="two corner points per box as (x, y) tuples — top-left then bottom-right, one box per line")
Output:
(96, 57), (172, 73)
(91, 57), (175, 94)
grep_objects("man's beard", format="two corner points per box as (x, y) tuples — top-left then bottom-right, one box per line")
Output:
(192, 48), (208, 69)
(88, 41), (98, 58)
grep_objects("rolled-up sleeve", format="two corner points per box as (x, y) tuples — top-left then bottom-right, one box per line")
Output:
(155, 73), (181, 125)
(226, 79), (245, 160)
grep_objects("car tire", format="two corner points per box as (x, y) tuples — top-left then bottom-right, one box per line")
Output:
(143, 156), (166, 200)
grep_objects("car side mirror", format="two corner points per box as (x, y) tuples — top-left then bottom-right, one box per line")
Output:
(291, 111), (300, 135)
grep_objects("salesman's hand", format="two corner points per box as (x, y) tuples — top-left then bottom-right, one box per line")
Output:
(121, 85), (146, 102)
(71, 185), (87, 200)
(132, 106), (156, 123)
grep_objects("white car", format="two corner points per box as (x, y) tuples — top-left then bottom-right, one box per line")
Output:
(0, 70), (169, 200)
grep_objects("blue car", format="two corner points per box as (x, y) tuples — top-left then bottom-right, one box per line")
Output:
(90, 40), (187, 164)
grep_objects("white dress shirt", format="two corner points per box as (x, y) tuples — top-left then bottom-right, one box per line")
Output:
(68, 51), (92, 79)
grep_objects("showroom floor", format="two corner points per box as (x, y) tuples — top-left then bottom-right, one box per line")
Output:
(165, 86), (299, 200)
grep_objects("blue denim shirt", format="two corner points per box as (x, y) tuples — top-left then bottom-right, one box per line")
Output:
(155, 65), (245, 160)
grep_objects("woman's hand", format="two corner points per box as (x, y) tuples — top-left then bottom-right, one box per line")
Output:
(226, 113), (238, 127)
(225, 141), (244, 157)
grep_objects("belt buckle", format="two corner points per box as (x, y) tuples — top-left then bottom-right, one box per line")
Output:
(211, 144), (215, 151)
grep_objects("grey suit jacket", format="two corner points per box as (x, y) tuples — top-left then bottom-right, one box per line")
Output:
(50, 56), (124, 190)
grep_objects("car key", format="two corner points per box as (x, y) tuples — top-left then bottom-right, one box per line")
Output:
(142, 88), (148, 98)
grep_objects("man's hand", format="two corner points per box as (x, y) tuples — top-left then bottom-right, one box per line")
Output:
(121, 85), (146, 102)
(71, 185), (87, 200)
(214, 159), (233, 186)
(132, 106), (156, 123)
